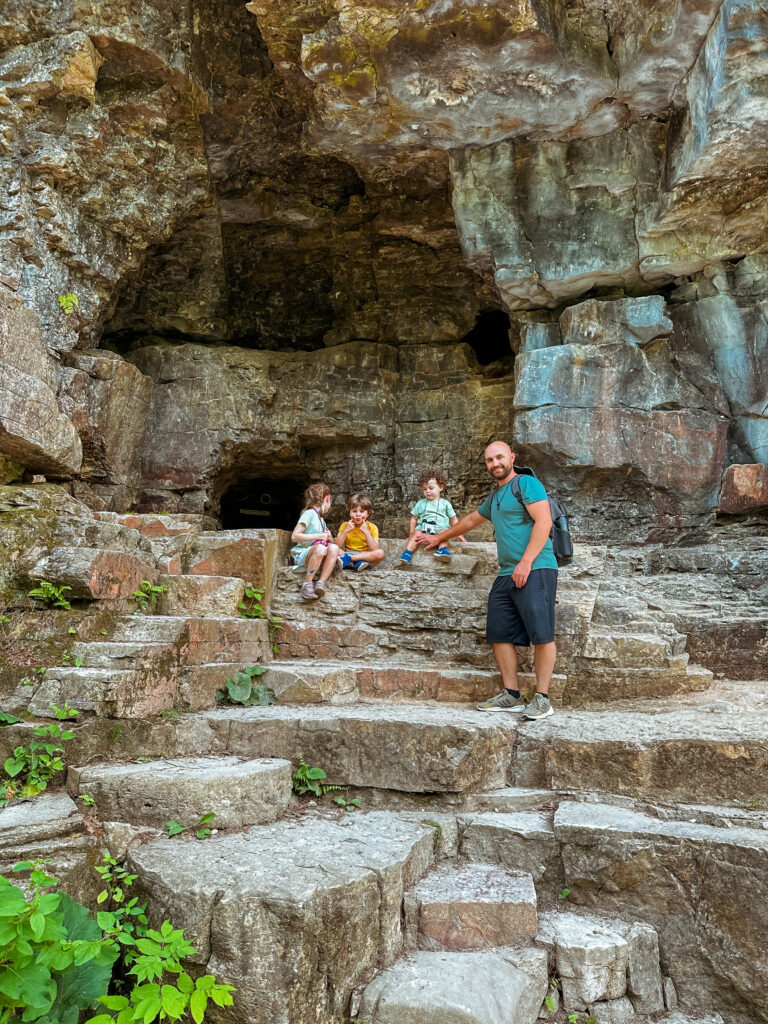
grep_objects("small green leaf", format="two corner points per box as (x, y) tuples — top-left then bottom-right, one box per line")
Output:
(558, 888), (571, 900)
(165, 821), (187, 837)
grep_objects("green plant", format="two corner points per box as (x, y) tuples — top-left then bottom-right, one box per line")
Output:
(62, 652), (83, 668)
(291, 758), (341, 798)
(80, 794), (96, 807)
(215, 666), (274, 707)
(420, 819), (443, 840)
(558, 887), (571, 900)
(132, 580), (167, 615)
(0, 712), (21, 725)
(268, 616), (283, 656)
(332, 793), (361, 813)
(543, 974), (559, 1012)
(28, 579), (72, 610)
(58, 293), (79, 315)
(1, 707), (79, 807)
(0, 859), (119, 1024)
(568, 1015), (596, 1024)
(237, 586), (265, 619)
(68, 626), (78, 635)
(165, 813), (216, 840)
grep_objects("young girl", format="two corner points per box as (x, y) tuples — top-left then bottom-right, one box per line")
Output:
(400, 468), (465, 566)
(290, 483), (340, 600)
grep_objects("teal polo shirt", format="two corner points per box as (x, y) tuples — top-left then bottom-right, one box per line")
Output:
(478, 475), (558, 575)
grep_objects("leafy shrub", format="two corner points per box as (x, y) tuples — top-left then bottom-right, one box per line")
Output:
(0, 860), (119, 1024)
(28, 580), (72, 610)
(215, 666), (274, 707)
(1, 706), (78, 808)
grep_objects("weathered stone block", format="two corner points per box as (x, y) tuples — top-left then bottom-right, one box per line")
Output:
(69, 756), (292, 829)
(719, 463), (768, 514)
(540, 911), (628, 1010)
(30, 547), (157, 600)
(358, 947), (548, 1024)
(409, 864), (537, 950)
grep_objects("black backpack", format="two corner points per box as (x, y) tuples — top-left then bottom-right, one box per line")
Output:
(509, 467), (574, 567)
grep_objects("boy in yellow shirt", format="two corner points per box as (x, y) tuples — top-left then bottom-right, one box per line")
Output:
(336, 494), (385, 572)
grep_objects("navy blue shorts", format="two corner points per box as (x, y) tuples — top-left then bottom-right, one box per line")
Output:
(486, 569), (557, 646)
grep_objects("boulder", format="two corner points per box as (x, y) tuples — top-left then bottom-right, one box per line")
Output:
(0, 287), (81, 475)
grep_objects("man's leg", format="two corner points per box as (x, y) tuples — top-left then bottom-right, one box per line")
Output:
(492, 643), (520, 691)
(532, 641), (557, 696)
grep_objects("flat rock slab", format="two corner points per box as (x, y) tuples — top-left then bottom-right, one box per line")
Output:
(129, 812), (435, 1024)
(358, 947), (548, 1024)
(0, 791), (81, 849)
(514, 700), (768, 804)
(69, 756), (292, 829)
(157, 575), (245, 617)
(205, 704), (516, 793)
(408, 863), (537, 949)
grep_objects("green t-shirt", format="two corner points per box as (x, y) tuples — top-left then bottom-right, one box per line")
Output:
(477, 475), (558, 574)
(411, 497), (455, 533)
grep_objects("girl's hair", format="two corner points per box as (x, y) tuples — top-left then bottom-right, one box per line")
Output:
(348, 493), (373, 513)
(303, 483), (330, 509)
(418, 468), (448, 490)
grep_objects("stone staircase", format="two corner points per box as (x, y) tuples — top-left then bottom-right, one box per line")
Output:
(1, 506), (766, 1024)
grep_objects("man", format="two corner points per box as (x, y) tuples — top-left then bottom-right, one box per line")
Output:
(424, 441), (558, 720)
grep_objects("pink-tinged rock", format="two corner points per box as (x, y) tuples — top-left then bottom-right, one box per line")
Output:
(95, 512), (217, 537)
(185, 531), (281, 590)
(30, 547), (157, 600)
(408, 864), (538, 951)
(719, 464), (768, 514)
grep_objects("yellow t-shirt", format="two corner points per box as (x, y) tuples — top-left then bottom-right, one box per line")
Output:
(338, 520), (379, 552)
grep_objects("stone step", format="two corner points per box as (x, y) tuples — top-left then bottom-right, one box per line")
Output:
(210, 703), (518, 794)
(512, 682), (768, 805)
(559, 661), (713, 703)
(404, 863), (538, 950)
(128, 812), (436, 1024)
(551, 800), (768, 1016)
(68, 755), (292, 829)
(155, 574), (245, 617)
(459, 811), (561, 884)
(0, 792), (99, 896)
(70, 640), (177, 669)
(252, 659), (564, 705)
(580, 630), (686, 668)
(109, 614), (270, 664)
(357, 947), (548, 1024)
(14, 665), (171, 718)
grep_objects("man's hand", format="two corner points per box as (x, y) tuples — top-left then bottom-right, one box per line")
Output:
(512, 558), (532, 588)
(422, 530), (448, 552)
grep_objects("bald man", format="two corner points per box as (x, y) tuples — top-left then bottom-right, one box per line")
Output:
(424, 441), (558, 720)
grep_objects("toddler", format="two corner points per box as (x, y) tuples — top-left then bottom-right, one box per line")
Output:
(336, 494), (385, 572)
(290, 483), (340, 600)
(400, 468), (465, 566)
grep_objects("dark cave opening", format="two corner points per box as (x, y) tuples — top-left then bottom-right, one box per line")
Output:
(461, 310), (513, 364)
(219, 475), (308, 530)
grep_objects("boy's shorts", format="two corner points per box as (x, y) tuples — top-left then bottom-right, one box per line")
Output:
(486, 569), (557, 646)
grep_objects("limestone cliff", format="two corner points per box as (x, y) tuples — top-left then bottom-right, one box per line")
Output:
(1, 0), (767, 537)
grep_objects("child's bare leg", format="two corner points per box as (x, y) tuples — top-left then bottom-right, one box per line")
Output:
(303, 546), (325, 582)
(404, 533), (421, 552)
(318, 543), (340, 582)
(350, 549), (385, 565)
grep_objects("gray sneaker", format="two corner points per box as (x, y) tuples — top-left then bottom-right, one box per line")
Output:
(313, 577), (326, 596)
(476, 691), (527, 713)
(522, 693), (554, 721)
(300, 581), (318, 601)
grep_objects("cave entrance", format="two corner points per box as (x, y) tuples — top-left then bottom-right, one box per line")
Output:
(219, 476), (307, 531)
(461, 310), (513, 364)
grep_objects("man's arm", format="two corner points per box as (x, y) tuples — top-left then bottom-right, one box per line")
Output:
(512, 499), (552, 588)
(423, 510), (487, 549)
